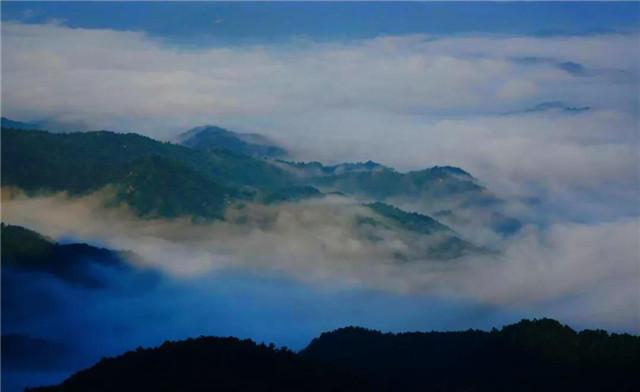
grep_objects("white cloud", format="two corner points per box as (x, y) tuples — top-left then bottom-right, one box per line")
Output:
(1, 22), (639, 333)
(2, 190), (638, 332)
(2, 21), (638, 220)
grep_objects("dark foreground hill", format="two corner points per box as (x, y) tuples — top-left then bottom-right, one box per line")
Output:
(28, 337), (369, 392)
(29, 319), (640, 392)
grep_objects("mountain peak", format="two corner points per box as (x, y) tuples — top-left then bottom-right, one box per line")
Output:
(176, 125), (288, 158)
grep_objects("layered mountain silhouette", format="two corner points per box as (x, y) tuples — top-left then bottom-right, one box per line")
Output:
(28, 318), (640, 392)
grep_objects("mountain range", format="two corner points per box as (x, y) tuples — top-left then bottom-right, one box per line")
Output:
(27, 318), (640, 392)
(2, 120), (512, 260)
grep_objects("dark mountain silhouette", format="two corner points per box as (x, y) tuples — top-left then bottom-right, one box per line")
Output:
(303, 319), (640, 391)
(28, 336), (369, 392)
(29, 319), (640, 392)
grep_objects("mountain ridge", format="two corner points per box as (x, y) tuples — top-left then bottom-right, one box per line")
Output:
(29, 318), (640, 392)
(1, 125), (517, 242)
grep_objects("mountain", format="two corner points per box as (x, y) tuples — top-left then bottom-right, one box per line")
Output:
(278, 160), (521, 237)
(280, 159), (487, 205)
(524, 101), (591, 114)
(1, 117), (41, 130)
(1, 126), (517, 240)
(308, 165), (483, 202)
(1, 223), (133, 288)
(1, 127), (297, 219)
(366, 202), (452, 235)
(302, 319), (640, 391)
(362, 202), (483, 259)
(262, 185), (324, 204)
(176, 125), (288, 158)
(29, 319), (640, 392)
(29, 337), (368, 392)
(277, 160), (388, 177)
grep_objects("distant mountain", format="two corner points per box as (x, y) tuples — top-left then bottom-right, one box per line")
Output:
(30, 318), (640, 392)
(277, 160), (388, 177)
(1, 127), (296, 219)
(277, 160), (520, 237)
(1, 223), (131, 288)
(279, 160), (481, 202)
(262, 185), (324, 204)
(1, 117), (41, 130)
(523, 101), (591, 114)
(176, 125), (288, 158)
(360, 202), (484, 260)
(1, 126), (518, 237)
(2, 334), (71, 371)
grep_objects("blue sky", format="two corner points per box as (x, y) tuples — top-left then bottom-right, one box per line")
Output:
(3, 1), (639, 44)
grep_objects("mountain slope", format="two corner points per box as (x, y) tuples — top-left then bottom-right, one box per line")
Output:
(361, 202), (483, 259)
(1, 126), (518, 239)
(1, 128), (297, 218)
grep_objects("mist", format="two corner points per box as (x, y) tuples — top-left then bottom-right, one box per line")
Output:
(3, 189), (637, 332)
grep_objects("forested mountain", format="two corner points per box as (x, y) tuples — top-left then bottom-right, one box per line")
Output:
(29, 318), (640, 392)
(1, 127), (294, 218)
(1, 124), (507, 257)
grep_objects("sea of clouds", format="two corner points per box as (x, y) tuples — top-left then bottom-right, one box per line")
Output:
(1, 18), (638, 367)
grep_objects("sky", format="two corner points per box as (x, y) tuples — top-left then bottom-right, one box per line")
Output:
(1, 2), (639, 390)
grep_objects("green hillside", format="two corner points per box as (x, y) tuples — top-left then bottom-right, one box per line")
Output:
(1, 127), (297, 219)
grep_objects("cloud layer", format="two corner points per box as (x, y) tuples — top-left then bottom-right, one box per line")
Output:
(3, 190), (638, 332)
(2, 21), (638, 220)
(1, 20), (638, 333)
